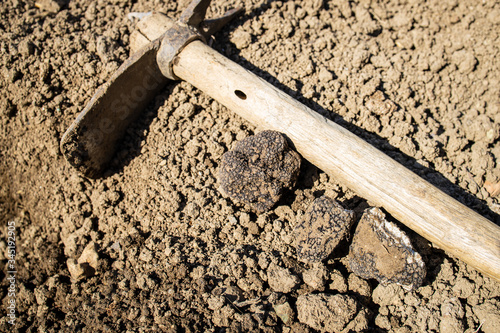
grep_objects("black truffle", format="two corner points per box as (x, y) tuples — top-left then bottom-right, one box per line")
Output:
(218, 130), (301, 213)
(295, 196), (355, 263)
(348, 207), (426, 291)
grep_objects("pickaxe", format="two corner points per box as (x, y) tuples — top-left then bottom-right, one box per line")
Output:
(60, 0), (500, 281)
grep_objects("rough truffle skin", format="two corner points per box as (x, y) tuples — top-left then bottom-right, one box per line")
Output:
(295, 196), (355, 263)
(348, 207), (426, 291)
(218, 130), (301, 213)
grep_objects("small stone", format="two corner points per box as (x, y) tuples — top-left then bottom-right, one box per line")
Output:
(67, 258), (85, 280)
(296, 293), (359, 332)
(35, 0), (65, 13)
(274, 302), (295, 325)
(318, 67), (334, 83)
(78, 242), (99, 268)
(365, 90), (397, 115)
(295, 196), (354, 263)
(218, 130), (301, 213)
(348, 207), (426, 291)
(67, 241), (99, 280)
(267, 262), (300, 293)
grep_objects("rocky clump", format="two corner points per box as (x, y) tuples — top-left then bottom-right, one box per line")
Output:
(66, 242), (99, 280)
(267, 262), (300, 293)
(218, 130), (301, 213)
(348, 207), (426, 291)
(294, 196), (355, 263)
(296, 293), (369, 332)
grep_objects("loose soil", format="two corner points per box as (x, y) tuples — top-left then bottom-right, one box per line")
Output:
(1, 0), (499, 332)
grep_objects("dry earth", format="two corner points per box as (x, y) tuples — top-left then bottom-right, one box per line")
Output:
(1, 0), (500, 332)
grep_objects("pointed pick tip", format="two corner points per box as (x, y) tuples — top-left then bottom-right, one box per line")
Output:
(200, 6), (245, 38)
(179, 0), (213, 26)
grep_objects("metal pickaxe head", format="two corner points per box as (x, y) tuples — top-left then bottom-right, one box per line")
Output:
(59, 0), (500, 282)
(60, 0), (243, 178)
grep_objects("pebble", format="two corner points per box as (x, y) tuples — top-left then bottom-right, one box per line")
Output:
(66, 242), (99, 280)
(35, 0), (64, 13)
(273, 302), (294, 325)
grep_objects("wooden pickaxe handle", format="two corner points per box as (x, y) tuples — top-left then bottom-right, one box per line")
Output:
(64, 2), (500, 281)
(170, 40), (500, 281)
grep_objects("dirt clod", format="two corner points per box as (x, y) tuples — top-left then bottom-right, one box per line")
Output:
(302, 264), (328, 291)
(348, 207), (426, 291)
(218, 130), (301, 213)
(296, 293), (360, 332)
(267, 262), (300, 293)
(473, 299), (500, 333)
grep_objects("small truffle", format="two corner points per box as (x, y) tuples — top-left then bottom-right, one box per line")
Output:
(295, 196), (355, 263)
(348, 207), (426, 291)
(218, 130), (301, 213)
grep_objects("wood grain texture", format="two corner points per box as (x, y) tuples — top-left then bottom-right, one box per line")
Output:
(173, 40), (500, 281)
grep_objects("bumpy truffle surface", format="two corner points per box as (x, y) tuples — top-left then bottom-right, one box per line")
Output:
(218, 130), (301, 213)
(295, 196), (355, 263)
(348, 207), (426, 291)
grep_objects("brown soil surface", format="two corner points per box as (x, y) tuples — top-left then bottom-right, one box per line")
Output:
(1, 0), (500, 332)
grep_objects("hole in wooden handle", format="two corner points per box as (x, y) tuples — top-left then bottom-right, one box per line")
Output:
(234, 90), (247, 100)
